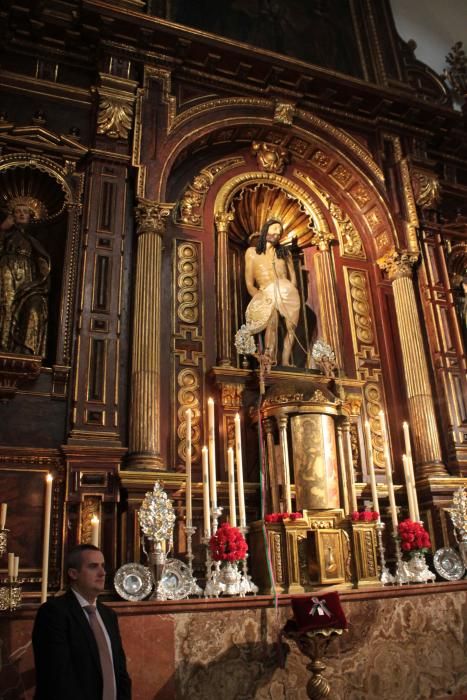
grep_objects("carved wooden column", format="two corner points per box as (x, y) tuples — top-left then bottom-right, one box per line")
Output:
(127, 200), (173, 469)
(215, 212), (234, 366)
(311, 229), (344, 369)
(379, 251), (447, 477)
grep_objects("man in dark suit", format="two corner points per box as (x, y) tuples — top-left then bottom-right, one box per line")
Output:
(32, 544), (131, 700)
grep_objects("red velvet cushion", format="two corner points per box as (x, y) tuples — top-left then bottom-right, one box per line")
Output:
(291, 591), (347, 632)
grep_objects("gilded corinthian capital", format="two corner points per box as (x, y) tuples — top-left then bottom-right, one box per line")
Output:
(135, 200), (174, 236)
(377, 250), (419, 281)
(215, 211), (234, 233)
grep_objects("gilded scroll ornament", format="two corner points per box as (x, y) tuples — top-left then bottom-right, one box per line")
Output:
(81, 496), (100, 545)
(274, 102), (295, 126)
(97, 95), (133, 140)
(176, 157), (244, 227)
(177, 243), (199, 324)
(345, 269), (385, 469)
(220, 383), (244, 409)
(135, 200), (173, 236)
(328, 200), (364, 258)
(411, 169), (441, 210)
(251, 142), (289, 174)
(377, 250), (419, 281)
(177, 368), (200, 463)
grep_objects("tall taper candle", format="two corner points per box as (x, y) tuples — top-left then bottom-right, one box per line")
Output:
(234, 413), (246, 528)
(227, 447), (237, 527)
(379, 411), (398, 530)
(41, 474), (53, 603)
(13, 555), (19, 581)
(8, 552), (14, 579)
(402, 454), (417, 521)
(0, 503), (7, 530)
(207, 398), (217, 509)
(365, 420), (380, 521)
(345, 427), (358, 512)
(185, 408), (192, 525)
(403, 422), (420, 521)
(202, 446), (211, 538)
(91, 515), (100, 547)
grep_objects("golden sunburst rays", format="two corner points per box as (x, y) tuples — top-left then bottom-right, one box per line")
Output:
(0, 165), (66, 223)
(228, 184), (314, 248)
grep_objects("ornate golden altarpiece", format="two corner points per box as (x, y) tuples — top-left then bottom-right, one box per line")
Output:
(0, 0), (465, 598)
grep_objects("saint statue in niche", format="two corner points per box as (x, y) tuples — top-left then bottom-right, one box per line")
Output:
(0, 199), (51, 356)
(244, 218), (301, 366)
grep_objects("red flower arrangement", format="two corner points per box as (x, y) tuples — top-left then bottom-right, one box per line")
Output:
(209, 522), (248, 562)
(264, 512), (303, 523)
(351, 511), (379, 522)
(397, 518), (431, 554)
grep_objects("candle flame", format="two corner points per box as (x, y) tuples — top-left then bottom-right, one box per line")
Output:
(46, 473), (53, 483)
(91, 515), (99, 525)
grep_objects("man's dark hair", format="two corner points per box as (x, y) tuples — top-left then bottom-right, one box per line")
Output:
(66, 544), (101, 573)
(255, 218), (290, 259)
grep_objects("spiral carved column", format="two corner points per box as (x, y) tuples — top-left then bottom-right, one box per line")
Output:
(379, 251), (447, 478)
(215, 211), (234, 366)
(311, 230), (344, 369)
(127, 200), (173, 469)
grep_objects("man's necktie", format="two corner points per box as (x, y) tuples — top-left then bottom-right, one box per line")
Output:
(84, 605), (115, 700)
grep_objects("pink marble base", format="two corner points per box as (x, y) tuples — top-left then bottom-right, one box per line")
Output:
(1, 582), (467, 700)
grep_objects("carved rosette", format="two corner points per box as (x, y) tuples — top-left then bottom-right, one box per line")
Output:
(251, 141), (289, 174)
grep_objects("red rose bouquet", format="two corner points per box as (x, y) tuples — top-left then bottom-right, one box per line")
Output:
(264, 512), (303, 523)
(351, 510), (379, 522)
(397, 518), (431, 554)
(209, 522), (248, 562)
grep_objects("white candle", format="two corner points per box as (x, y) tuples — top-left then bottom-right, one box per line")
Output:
(202, 446), (211, 538)
(402, 454), (417, 521)
(379, 411), (398, 530)
(185, 408), (192, 526)
(345, 428), (358, 512)
(13, 555), (19, 581)
(337, 429), (349, 515)
(365, 420), (380, 521)
(91, 515), (100, 547)
(0, 503), (7, 530)
(234, 413), (246, 527)
(41, 474), (53, 604)
(227, 447), (237, 527)
(8, 552), (14, 579)
(403, 422), (420, 521)
(207, 398), (217, 510)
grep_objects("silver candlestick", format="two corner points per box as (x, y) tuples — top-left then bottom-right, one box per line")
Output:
(211, 505), (223, 535)
(393, 531), (410, 585)
(183, 523), (203, 597)
(376, 521), (394, 585)
(202, 535), (225, 598)
(238, 525), (258, 596)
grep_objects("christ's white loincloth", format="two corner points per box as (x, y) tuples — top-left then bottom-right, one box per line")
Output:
(245, 279), (300, 334)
